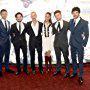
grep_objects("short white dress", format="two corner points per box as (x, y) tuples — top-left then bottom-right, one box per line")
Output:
(42, 23), (54, 54)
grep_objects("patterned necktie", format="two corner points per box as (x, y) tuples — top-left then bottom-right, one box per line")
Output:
(5, 21), (7, 31)
(57, 22), (61, 32)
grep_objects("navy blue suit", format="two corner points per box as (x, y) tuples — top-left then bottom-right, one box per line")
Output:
(69, 18), (89, 77)
(0, 19), (11, 71)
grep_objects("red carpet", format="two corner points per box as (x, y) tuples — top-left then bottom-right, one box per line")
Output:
(0, 64), (90, 90)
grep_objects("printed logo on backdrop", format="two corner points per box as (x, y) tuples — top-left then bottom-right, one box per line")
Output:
(21, 0), (55, 8)
(21, 0), (33, 8)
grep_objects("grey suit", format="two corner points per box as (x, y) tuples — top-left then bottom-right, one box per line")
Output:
(52, 20), (70, 73)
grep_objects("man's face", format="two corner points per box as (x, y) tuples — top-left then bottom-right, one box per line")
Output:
(72, 11), (80, 19)
(16, 14), (23, 22)
(31, 12), (37, 21)
(1, 11), (8, 20)
(55, 13), (62, 21)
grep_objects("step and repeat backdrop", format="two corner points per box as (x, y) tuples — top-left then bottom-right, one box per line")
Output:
(0, 0), (90, 64)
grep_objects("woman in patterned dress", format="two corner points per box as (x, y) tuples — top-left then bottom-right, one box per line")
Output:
(42, 12), (54, 72)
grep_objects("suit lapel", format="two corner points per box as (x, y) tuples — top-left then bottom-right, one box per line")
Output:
(30, 21), (35, 36)
(37, 21), (40, 36)
(61, 20), (65, 30)
(0, 20), (10, 32)
(54, 22), (58, 32)
(15, 23), (25, 34)
(31, 21), (40, 36)
(74, 18), (82, 30)
(15, 23), (22, 35)
(0, 20), (6, 30)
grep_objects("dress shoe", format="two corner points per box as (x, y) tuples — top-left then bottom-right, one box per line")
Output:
(6, 69), (15, 73)
(64, 73), (70, 78)
(0, 71), (3, 77)
(16, 71), (21, 75)
(53, 71), (61, 76)
(78, 77), (83, 85)
(70, 73), (77, 78)
(24, 70), (30, 75)
(40, 70), (44, 74)
(32, 70), (36, 75)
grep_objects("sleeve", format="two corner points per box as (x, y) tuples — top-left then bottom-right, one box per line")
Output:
(25, 22), (31, 35)
(10, 25), (15, 43)
(83, 21), (89, 47)
(52, 23), (56, 35)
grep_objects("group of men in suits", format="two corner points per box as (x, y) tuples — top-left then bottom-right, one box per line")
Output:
(52, 8), (89, 85)
(0, 7), (89, 85)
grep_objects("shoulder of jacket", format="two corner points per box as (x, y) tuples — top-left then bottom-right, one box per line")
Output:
(11, 23), (16, 27)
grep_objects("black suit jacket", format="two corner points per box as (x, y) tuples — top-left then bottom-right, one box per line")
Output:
(26, 21), (43, 48)
(52, 20), (69, 48)
(10, 23), (27, 46)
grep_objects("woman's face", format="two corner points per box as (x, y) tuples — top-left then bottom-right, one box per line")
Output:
(45, 14), (51, 22)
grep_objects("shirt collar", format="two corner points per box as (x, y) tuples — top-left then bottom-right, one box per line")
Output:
(1, 18), (7, 22)
(74, 17), (80, 23)
(16, 21), (23, 24)
(57, 19), (63, 23)
(31, 21), (38, 25)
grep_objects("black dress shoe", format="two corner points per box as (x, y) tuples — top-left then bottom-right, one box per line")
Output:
(70, 73), (77, 78)
(16, 71), (21, 75)
(6, 69), (15, 73)
(78, 77), (83, 85)
(40, 70), (44, 74)
(24, 71), (30, 75)
(53, 71), (61, 76)
(64, 73), (70, 78)
(0, 71), (3, 77)
(32, 70), (36, 75)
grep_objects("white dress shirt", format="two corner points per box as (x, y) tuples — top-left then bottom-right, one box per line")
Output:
(16, 22), (25, 33)
(74, 17), (80, 27)
(55, 19), (63, 31)
(1, 19), (9, 29)
(31, 21), (39, 36)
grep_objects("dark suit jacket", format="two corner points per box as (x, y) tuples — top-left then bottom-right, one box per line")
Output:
(0, 19), (10, 46)
(26, 21), (43, 48)
(10, 23), (27, 46)
(69, 18), (89, 47)
(52, 20), (69, 48)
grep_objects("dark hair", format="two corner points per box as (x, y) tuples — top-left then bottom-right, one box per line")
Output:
(15, 12), (23, 17)
(45, 12), (52, 24)
(54, 10), (61, 15)
(0, 9), (7, 14)
(72, 7), (80, 13)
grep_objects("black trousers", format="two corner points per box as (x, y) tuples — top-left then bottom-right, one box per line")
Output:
(54, 46), (70, 73)
(14, 42), (27, 72)
(29, 44), (43, 71)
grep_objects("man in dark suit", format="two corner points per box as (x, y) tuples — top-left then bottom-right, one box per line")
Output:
(53, 10), (70, 78)
(10, 12), (29, 75)
(0, 9), (14, 77)
(26, 12), (43, 74)
(69, 7), (89, 84)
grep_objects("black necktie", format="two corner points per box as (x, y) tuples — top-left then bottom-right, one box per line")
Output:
(57, 22), (61, 32)
(5, 21), (7, 31)
(19, 22), (21, 34)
